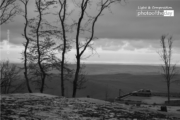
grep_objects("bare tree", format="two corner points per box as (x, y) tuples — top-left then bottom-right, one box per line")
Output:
(0, 0), (18, 25)
(49, 0), (74, 97)
(0, 61), (22, 94)
(28, 0), (57, 93)
(57, 0), (68, 96)
(158, 35), (178, 104)
(35, 0), (46, 93)
(72, 0), (121, 97)
(20, 0), (32, 93)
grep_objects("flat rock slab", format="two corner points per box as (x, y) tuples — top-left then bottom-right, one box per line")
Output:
(0, 93), (179, 120)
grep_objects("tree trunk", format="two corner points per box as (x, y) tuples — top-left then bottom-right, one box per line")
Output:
(7, 77), (12, 94)
(167, 82), (170, 104)
(72, 80), (77, 98)
(24, 72), (32, 93)
(72, 57), (80, 97)
(36, 0), (46, 93)
(24, 58), (32, 93)
(61, 57), (65, 96)
(24, 44), (32, 93)
(58, 0), (67, 97)
(22, 0), (32, 93)
(22, 1), (32, 93)
(40, 76), (46, 93)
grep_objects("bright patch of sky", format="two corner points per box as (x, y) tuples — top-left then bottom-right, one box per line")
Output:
(1, 38), (179, 65)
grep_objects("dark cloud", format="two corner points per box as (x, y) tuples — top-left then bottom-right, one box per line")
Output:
(94, 0), (180, 40)
(1, 0), (180, 48)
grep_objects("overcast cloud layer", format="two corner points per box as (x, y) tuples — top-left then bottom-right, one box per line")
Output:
(1, 0), (180, 64)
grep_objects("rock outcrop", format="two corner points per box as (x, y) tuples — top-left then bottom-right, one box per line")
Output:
(0, 93), (179, 120)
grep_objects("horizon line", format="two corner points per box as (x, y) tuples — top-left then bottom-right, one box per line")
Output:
(1, 60), (180, 67)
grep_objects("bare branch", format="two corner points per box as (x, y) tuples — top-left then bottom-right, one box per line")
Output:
(0, 0), (19, 25)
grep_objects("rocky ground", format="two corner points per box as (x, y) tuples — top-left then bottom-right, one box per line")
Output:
(0, 93), (180, 120)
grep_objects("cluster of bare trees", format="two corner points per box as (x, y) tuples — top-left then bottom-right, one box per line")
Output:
(56, 0), (122, 97)
(0, 61), (24, 94)
(15, 0), (121, 97)
(1, 0), (178, 102)
(0, 0), (22, 94)
(20, 0), (59, 93)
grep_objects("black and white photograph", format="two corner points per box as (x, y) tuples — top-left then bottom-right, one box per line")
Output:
(0, 0), (180, 119)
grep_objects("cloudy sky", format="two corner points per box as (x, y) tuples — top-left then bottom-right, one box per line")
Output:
(1, 0), (180, 65)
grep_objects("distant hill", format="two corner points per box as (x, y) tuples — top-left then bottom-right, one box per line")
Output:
(9, 63), (180, 75)
(2, 63), (180, 99)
